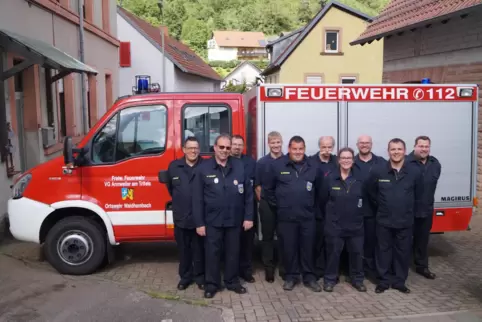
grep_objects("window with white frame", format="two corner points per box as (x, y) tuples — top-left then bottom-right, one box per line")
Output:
(341, 76), (356, 84)
(207, 39), (216, 49)
(325, 30), (339, 53)
(306, 75), (323, 84)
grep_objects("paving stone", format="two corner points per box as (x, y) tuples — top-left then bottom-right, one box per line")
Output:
(3, 216), (482, 321)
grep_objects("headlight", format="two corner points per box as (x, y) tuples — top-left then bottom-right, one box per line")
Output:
(12, 173), (32, 199)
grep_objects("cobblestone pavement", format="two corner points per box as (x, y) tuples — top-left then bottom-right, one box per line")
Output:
(2, 216), (482, 322)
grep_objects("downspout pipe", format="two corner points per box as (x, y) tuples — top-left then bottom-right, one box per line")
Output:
(78, 0), (88, 134)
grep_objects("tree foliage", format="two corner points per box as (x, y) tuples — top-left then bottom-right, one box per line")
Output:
(118, 0), (389, 59)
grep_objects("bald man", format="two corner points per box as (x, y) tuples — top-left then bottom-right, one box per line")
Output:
(310, 136), (337, 280)
(354, 135), (387, 280)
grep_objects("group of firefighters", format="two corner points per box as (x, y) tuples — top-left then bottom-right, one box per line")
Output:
(164, 131), (441, 299)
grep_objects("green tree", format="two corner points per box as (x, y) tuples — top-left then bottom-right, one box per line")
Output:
(181, 18), (210, 58)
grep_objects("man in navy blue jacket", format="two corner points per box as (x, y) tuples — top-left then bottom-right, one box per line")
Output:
(192, 134), (254, 298)
(165, 136), (205, 291)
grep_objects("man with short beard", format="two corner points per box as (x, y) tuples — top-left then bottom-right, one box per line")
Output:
(165, 136), (205, 291)
(354, 135), (386, 279)
(366, 138), (424, 294)
(231, 135), (257, 283)
(407, 136), (441, 280)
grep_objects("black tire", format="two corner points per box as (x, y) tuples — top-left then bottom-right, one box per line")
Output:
(44, 216), (106, 275)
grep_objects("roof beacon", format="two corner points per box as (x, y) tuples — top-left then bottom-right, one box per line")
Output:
(132, 75), (161, 95)
(421, 78), (431, 84)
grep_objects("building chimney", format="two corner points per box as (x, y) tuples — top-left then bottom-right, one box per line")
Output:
(159, 25), (168, 36)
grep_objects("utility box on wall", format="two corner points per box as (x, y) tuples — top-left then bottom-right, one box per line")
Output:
(41, 127), (56, 148)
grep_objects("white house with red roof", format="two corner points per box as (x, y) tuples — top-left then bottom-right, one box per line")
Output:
(117, 6), (222, 96)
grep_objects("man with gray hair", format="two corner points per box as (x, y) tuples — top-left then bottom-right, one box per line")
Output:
(310, 135), (337, 280)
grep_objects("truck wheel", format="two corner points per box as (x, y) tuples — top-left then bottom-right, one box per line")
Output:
(44, 216), (106, 275)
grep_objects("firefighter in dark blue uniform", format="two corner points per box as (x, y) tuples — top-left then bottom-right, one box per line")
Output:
(366, 138), (424, 294)
(192, 134), (254, 298)
(353, 135), (387, 280)
(310, 136), (338, 280)
(164, 136), (205, 291)
(320, 147), (368, 292)
(231, 134), (257, 283)
(255, 131), (284, 282)
(407, 135), (441, 280)
(265, 135), (323, 292)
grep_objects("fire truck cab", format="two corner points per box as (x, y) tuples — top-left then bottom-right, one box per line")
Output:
(7, 79), (479, 276)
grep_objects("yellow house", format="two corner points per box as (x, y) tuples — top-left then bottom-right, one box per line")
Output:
(262, 0), (383, 84)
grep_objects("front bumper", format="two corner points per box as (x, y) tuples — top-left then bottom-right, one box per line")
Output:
(8, 197), (54, 244)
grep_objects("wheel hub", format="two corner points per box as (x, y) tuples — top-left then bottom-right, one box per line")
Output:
(57, 231), (94, 266)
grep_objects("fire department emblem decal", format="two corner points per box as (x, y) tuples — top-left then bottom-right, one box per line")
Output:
(121, 187), (134, 200)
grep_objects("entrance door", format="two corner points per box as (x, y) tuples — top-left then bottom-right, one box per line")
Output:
(81, 101), (174, 242)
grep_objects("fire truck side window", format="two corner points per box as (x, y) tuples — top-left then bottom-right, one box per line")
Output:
(91, 104), (167, 164)
(182, 105), (230, 153)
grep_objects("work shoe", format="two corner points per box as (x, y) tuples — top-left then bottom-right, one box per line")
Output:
(375, 285), (388, 293)
(323, 284), (335, 292)
(227, 285), (247, 294)
(416, 268), (436, 280)
(241, 274), (255, 283)
(352, 283), (367, 292)
(304, 281), (322, 292)
(265, 269), (275, 283)
(392, 285), (411, 294)
(282, 280), (296, 291)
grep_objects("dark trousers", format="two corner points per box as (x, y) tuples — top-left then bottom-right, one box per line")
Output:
(239, 197), (257, 277)
(205, 225), (242, 292)
(325, 234), (364, 285)
(239, 226), (255, 276)
(174, 226), (205, 286)
(278, 219), (316, 284)
(376, 224), (413, 288)
(259, 199), (283, 275)
(314, 219), (325, 278)
(413, 215), (433, 270)
(363, 216), (377, 274)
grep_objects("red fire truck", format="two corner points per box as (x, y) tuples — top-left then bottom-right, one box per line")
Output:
(7, 80), (479, 275)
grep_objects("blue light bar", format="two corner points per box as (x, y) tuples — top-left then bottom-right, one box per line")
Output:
(421, 78), (431, 84)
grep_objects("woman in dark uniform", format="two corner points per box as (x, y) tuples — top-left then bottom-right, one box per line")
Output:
(320, 147), (367, 292)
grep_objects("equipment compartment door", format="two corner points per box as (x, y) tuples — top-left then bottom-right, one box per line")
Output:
(261, 102), (340, 156)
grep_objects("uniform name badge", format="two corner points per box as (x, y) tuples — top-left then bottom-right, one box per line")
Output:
(358, 198), (363, 208)
(238, 184), (244, 194)
(306, 181), (313, 191)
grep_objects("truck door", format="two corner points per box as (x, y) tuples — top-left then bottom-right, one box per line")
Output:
(80, 100), (175, 241)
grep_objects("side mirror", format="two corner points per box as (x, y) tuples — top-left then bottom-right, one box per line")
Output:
(158, 170), (169, 183)
(63, 136), (73, 165)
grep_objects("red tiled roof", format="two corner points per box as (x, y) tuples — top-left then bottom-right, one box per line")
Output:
(118, 7), (221, 81)
(352, 0), (482, 45)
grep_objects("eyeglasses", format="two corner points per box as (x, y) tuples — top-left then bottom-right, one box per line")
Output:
(217, 145), (231, 151)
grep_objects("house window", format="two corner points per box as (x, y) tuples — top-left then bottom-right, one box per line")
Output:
(207, 39), (216, 49)
(57, 79), (67, 137)
(325, 30), (339, 53)
(182, 105), (231, 153)
(105, 73), (113, 109)
(341, 76), (356, 84)
(305, 75), (323, 84)
(44, 68), (55, 128)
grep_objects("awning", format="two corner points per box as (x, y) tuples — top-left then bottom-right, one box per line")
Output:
(0, 28), (98, 164)
(0, 28), (97, 77)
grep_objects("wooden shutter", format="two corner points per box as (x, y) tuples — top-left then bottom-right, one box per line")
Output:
(119, 42), (131, 67)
